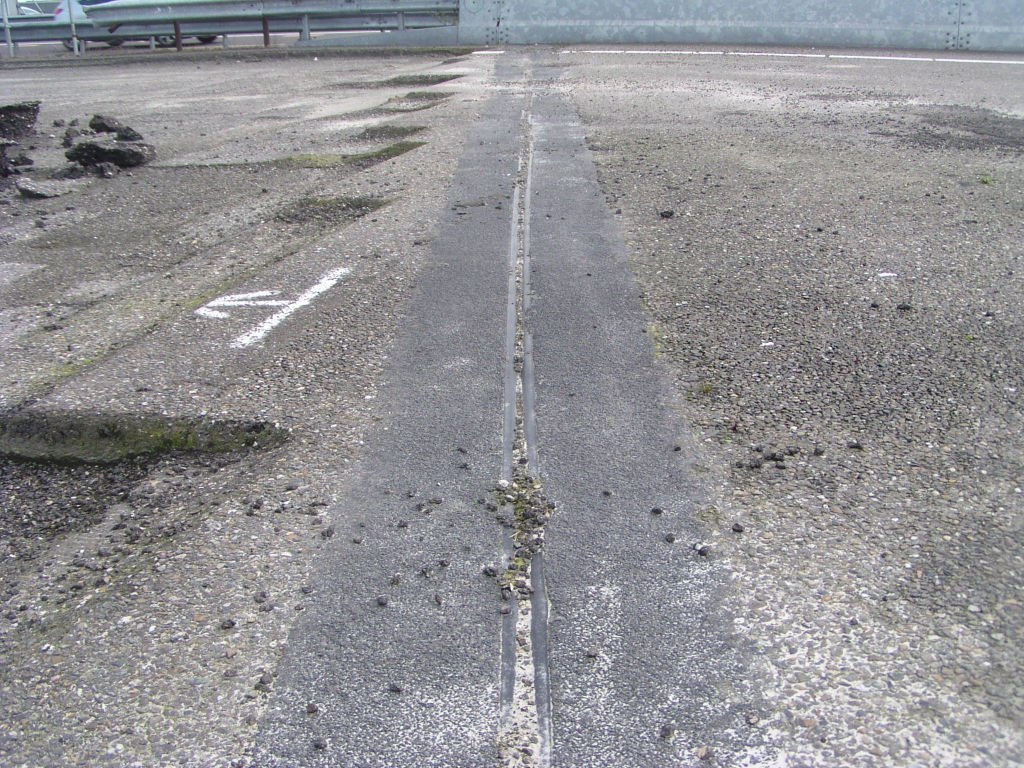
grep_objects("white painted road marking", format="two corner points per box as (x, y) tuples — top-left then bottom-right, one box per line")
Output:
(562, 50), (1024, 66)
(195, 291), (289, 319)
(195, 267), (351, 348)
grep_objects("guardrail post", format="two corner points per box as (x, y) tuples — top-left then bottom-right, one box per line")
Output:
(222, 33), (228, 48)
(300, 13), (309, 41)
(68, 7), (80, 56)
(173, 19), (182, 50)
(2, 0), (14, 59)
(149, 35), (155, 50)
(398, 10), (405, 30)
(262, 15), (269, 46)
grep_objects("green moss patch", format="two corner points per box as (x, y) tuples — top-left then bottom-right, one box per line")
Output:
(356, 124), (427, 141)
(382, 74), (462, 87)
(381, 92), (454, 112)
(272, 140), (426, 169)
(0, 410), (288, 465)
(338, 73), (462, 89)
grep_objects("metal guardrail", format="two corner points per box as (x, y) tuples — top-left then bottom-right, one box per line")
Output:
(1, 0), (457, 54)
(84, 0), (456, 24)
(454, 0), (1024, 52)
(6, 0), (1024, 55)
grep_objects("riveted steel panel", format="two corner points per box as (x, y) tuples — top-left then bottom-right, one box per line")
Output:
(456, 0), (1024, 52)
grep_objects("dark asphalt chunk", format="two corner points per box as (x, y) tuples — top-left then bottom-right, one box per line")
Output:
(252, 82), (528, 767)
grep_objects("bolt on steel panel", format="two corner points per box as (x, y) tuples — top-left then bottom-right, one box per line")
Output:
(455, 0), (1024, 52)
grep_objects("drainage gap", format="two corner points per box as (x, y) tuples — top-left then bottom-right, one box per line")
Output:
(497, 96), (551, 768)
(495, 473), (553, 768)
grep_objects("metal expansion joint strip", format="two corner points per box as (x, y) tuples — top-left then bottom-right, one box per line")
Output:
(498, 95), (552, 768)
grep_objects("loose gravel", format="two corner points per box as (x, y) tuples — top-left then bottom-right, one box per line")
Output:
(562, 48), (1024, 766)
(1, 45), (1022, 768)
(0, 49), (495, 767)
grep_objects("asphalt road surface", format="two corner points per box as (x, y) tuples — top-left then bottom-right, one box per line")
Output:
(1, 44), (1022, 768)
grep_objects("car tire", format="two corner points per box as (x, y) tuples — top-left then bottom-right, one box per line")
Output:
(106, 38), (124, 47)
(155, 35), (176, 46)
(197, 35), (217, 44)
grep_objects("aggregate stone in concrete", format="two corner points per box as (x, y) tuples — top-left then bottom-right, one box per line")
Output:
(1, 43), (1023, 768)
(560, 46), (1024, 767)
(0, 48), (497, 768)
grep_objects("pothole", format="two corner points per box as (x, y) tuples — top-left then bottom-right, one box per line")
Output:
(275, 195), (388, 227)
(0, 410), (287, 465)
(381, 92), (455, 113)
(271, 140), (426, 169)
(336, 74), (462, 89)
(355, 124), (427, 141)
(380, 74), (462, 87)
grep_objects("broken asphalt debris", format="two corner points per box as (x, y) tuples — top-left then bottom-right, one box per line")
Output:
(493, 474), (552, 596)
(66, 140), (155, 170)
(88, 114), (128, 133)
(0, 140), (19, 179)
(0, 102), (41, 181)
(55, 114), (155, 173)
(87, 114), (144, 141)
(494, 471), (554, 766)
(15, 178), (75, 199)
(0, 101), (41, 140)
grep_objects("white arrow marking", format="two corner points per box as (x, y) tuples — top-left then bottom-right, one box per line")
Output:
(230, 267), (351, 348)
(195, 290), (289, 319)
(212, 290), (283, 302)
(196, 307), (231, 319)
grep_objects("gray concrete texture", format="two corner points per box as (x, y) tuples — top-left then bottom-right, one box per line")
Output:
(0, 42), (1023, 768)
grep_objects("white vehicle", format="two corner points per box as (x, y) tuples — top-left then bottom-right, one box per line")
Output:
(16, 0), (60, 13)
(50, 0), (218, 48)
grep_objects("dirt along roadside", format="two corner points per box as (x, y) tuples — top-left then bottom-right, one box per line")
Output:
(561, 48), (1024, 766)
(0, 49), (495, 766)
